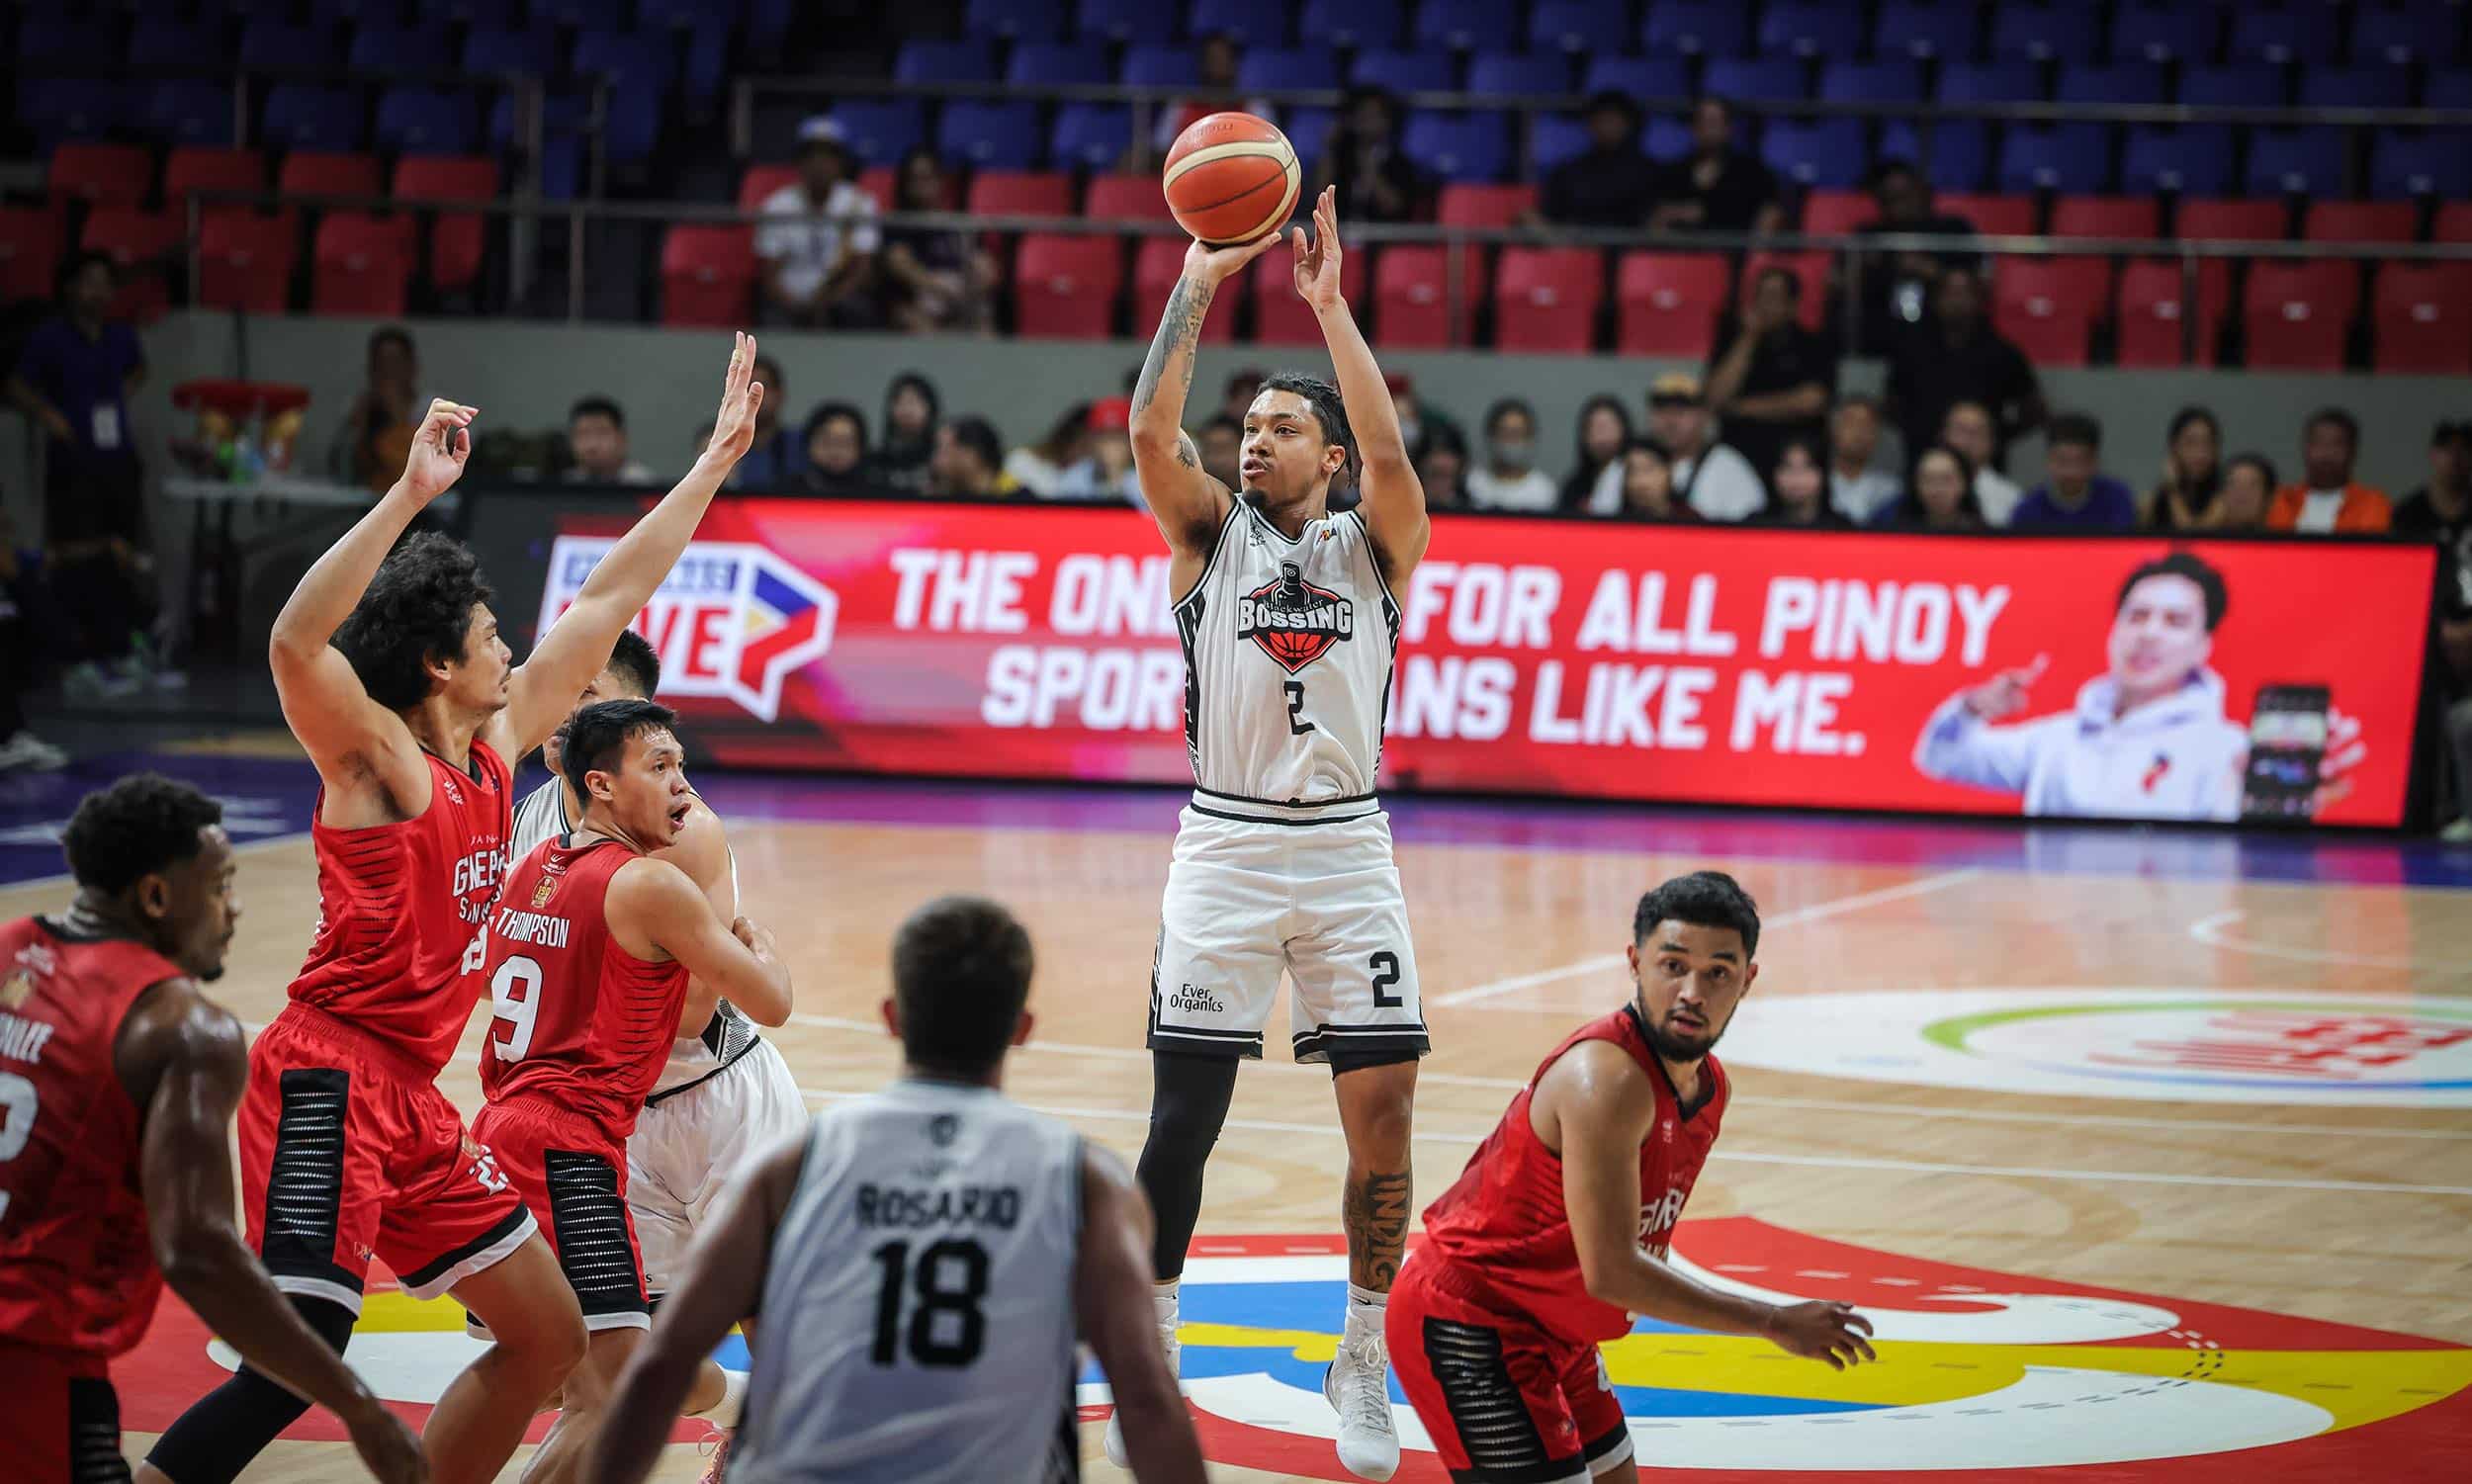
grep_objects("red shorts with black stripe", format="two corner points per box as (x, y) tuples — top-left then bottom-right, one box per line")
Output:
(1386, 1252), (1635, 1484)
(468, 1096), (650, 1332)
(0, 1343), (127, 1484)
(238, 1003), (535, 1312)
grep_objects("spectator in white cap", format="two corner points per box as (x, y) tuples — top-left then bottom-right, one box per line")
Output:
(757, 116), (884, 328)
(1587, 373), (1767, 521)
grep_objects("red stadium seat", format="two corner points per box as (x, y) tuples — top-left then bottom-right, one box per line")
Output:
(2371, 262), (2472, 374)
(964, 171), (1074, 218)
(395, 155), (498, 295)
(1085, 173), (1179, 224)
(278, 151), (384, 200)
(737, 163), (799, 213)
(2176, 197), (2286, 242)
(2049, 196), (2160, 241)
(1493, 247), (1602, 352)
(2302, 200), (2419, 244)
(1252, 236), (1366, 345)
(1800, 188), (1877, 236)
(855, 165), (897, 211)
(312, 212), (417, 317)
(1134, 235), (1232, 343)
(48, 143), (151, 209)
(1014, 232), (1123, 338)
(163, 146), (264, 212)
(1935, 192), (2036, 237)
(1616, 251), (1730, 356)
(2116, 258), (2230, 367)
(659, 223), (755, 327)
(1371, 245), (1457, 348)
(79, 206), (182, 322)
(197, 207), (298, 313)
(2242, 259), (2357, 371)
(0, 205), (66, 305)
(1991, 256), (2102, 366)
(2436, 203), (2472, 243)
(1738, 250), (1829, 329)
(1435, 182), (1535, 321)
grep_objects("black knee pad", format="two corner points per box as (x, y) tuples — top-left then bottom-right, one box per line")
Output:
(1137, 1051), (1242, 1279)
(144, 1296), (356, 1484)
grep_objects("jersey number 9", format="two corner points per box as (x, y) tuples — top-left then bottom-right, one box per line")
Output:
(488, 955), (545, 1063)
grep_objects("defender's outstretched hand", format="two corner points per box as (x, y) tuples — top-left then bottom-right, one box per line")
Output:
(400, 398), (476, 504)
(700, 331), (766, 467)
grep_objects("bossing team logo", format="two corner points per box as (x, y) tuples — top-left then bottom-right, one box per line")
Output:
(1237, 562), (1354, 673)
(539, 537), (838, 724)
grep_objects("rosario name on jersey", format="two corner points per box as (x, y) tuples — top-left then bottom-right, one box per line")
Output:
(1177, 500), (1402, 806)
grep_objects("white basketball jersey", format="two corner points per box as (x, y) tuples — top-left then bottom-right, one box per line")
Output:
(733, 1081), (1085, 1484)
(1176, 499), (1401, 820)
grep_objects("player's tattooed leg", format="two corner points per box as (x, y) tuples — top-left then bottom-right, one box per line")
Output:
(1343, 1168), (1412, 1289)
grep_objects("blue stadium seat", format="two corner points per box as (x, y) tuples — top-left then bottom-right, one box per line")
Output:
(1989, 4), (2097, 62)
(2055, 61), (2169, 105)
(895, 40), (999, 85)
(1530, 113), (1593, 172)
(572, 32), (673, 162)
(635, 0), (720, 26)
(2120, 125), (2237, 195)
(238, 20), (337, 70)
(1819, 60), (1925, 105)
(1467, 54), (1570, 97)
(1239, 48), (1342, 91)
(1298, 0), (1403, 50)
(15, 13), (111, 66)
(131, 19), (225, 69)
(2428, 68), (2472, 108)
(1189, 0), (1288, 47)
(748, 0), (795, 50)
(2107, 5), (2214, 63)
(1871, 0), (1980, 61)
(2178, 63), (2285, 108)
(1402, 112), (1510, 181)
(490, 90), (591, 196)
(963, 0), (1065, 43)
(1008, 42), (1113, 86)
(1704, 58), (1808, 101)
(1050, 105), (1133, 170)
(2371, 129), (2472, 198)
(1530, 1), (1630, 57)
(2245, 128), (2346, 196)
(1121, 44), (1199, 88)
(375, 87), (478, 156)
(19, 80), (125, 146)
(1351, 49), (1457, 92)
(349, 25), (452, 73)
(1415, 0), (1516, 52)
(1759, 0), (1864, 60)
(2299, 65), (2411, 110)
(2230, 8), (2340, 65)
(1997, 123), (2112, 194)
(1641, 0), (1749, 58)
(142, 81), (233, 147)
(1283, 107), (1338, 165)
(2351, 4), (2460, 66)
(1582, 55), (1691, 99)
(261, 85), (364, 151)
(461, 27), (557, 77)
(1937, 61), (2043, 104)
(828, 100), (927, 166)
(1879, 119), (1992, 190)
(938, 101), (1044, 170)
(1075, 0), (1177, 46)
(1762, 119), (1868, 189)
(528, 0), (602, 26)
(1645, 116), (1694, 157)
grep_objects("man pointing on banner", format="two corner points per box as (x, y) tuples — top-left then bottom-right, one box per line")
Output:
(1913, 553), (2361, 822)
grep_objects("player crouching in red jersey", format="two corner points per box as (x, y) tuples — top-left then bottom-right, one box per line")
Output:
(471, 699), (790, 1483)
(0, 776), (423, 1484)
(1390, 872), (1875, 1484)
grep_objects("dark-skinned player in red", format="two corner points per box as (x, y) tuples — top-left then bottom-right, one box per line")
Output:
(469, 698), (790, 1482)
(142, 334), (768, 1484)
(0, 775), (424, 1484)
(1389, 872), (1876, 1484)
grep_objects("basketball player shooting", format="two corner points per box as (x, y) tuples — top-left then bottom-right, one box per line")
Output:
(143, 334), (767, 1484)
(1389, 873), (1875, 1484)
(1111, 186), (1433, 1481)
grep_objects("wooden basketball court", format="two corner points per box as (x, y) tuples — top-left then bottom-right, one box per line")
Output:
(6, 743), (2466, 1481)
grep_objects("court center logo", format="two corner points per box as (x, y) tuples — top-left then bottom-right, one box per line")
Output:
(540, 537), (838, 723)
(1721, 989), (2472, 1105)
(1238, 562), (1354, 672)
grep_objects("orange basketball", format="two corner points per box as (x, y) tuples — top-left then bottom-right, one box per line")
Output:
(1162, 112), (1300, 246)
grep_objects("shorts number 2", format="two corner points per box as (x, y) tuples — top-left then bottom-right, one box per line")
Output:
(1369, 950), (1402, 1008)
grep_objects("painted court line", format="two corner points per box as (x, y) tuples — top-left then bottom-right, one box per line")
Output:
(2188, 909), (2455, 973)
(1432, 867), (1987, 1008)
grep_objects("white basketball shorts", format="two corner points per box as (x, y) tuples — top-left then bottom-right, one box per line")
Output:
(1149, 799), (1429, 1065)
(625, 1036), (807, 1298)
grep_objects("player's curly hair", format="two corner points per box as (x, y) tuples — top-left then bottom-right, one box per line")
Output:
(331, 532), (495, 711)
(1259, 372), (1359, 490)
(892, 895), (1034, 1078)
(1632, 871), (1762, 957)
(62, 773), (223, 896)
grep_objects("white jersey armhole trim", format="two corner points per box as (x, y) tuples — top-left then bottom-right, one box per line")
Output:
(1348, 507), (1404, 635)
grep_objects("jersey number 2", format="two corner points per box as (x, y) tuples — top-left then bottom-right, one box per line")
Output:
(1283, 680), (1315, 736)
(488, 955), (545, 1063)
(870, 1237), (990, 1367)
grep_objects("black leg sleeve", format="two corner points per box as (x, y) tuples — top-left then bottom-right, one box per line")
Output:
(1134, 1050), (1242, 1281)
(143, 1294), (357, 1484)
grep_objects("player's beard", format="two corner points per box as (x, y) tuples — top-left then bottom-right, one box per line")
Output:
(1637, 991), (1724, 1063)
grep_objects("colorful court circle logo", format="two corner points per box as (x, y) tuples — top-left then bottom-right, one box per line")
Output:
(1722, 989), (2472, 1105)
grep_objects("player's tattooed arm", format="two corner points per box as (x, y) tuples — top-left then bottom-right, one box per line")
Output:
(1343, 1169), (1412, 1289)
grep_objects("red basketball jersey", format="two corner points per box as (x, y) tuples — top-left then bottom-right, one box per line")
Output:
(0, 917), (185, 1359)
(1419, 1004), (1728, 1347)
(478, 836), (690, 1140)
(288, 742), (513, 1076)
